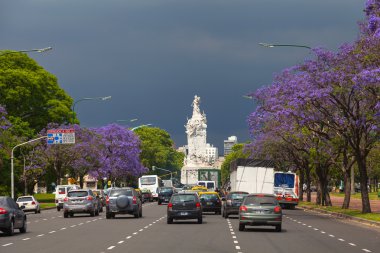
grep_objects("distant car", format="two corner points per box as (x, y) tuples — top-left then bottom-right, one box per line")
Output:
(238, 193), (282, 232)
(0, 196), (27, 236)
(16, 196), (41, 214)
(198, 191), (221, 214)
(222, 191), (249, 218)
(55, 185), (80, 211)
(167, 192), (203, 224)
(63, 189), (99, 218)
(106, 187), (142, 219)
(135, 188), (143, 203)
(93, 190), (106, 207)
(141, 189), (153, 202)
(157, 187), (175, 205)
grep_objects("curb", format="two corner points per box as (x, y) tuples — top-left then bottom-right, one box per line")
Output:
(299, 206), (380, 228)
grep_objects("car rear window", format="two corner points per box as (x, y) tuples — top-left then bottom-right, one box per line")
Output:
(244, 196), (278, 206)
(0, 198), (8, 206)
(68, 191), (88, 197)
(58, 188), (66, 194)
(171, 194), (197, 203)
(17, 197), (33, 202)
(230, 193), (248, 200)
(159, 188), (173, 193)
(110, 189), (133, 197)
(200, 194), (219, 200)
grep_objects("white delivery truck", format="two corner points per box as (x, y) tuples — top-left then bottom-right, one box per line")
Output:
(229, 159), (274, 194)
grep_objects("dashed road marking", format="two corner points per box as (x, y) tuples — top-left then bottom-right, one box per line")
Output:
(2, 243), (13, 247)
(236, 246), (241, 250)
(349, 243), (356, 246)
(22, 238), (31, 241)
(126, 236), (132, 239)
(107, 246), (115, 250)
(118, 241), (124, 244)
(49, 230), (56, 234)
(338, 238), (345, 242)
(362, 249), (371, 252)
(37, 234), (45, 237)
(329, 234), (335, 238)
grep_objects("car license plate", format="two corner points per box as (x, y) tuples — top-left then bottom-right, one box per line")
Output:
(207, 202), (213, 206)
(180, 212), (188, 216)
(165, 198), (169, 201)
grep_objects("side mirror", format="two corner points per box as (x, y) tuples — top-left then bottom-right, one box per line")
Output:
(221, 197), (226, 201)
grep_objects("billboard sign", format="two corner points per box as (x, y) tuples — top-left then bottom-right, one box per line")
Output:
(47, 129), (75, 144)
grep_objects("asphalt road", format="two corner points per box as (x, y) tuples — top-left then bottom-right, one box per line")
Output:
(1, 203), (379, 253)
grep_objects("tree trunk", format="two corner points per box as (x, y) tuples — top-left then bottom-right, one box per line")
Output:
(315, 165), (332, 206)
(342, 172), (351, 209)
(306, 166), (312, 202)
(79, 175), (84, 189)
(356, 155), (371, 213)
(299, 169), (304, 201)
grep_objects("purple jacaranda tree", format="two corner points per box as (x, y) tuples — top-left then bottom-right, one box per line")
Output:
(94, 124), (147, 184)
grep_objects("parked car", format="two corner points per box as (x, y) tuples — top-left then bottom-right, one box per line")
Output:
(16, 195), (41, 214)
(222, 191), (249, 218)
(106, 187), (142, 219)
(198, 191), (221, 214)
(55, 185), (80, 211)
(0, 196), (27, 236)
(157, 187), (175, 205)
(141, 189), (153, 202)
(238, 193), (282, 232)
(167, 192), (203, 224)
(63, 189), (99, 218)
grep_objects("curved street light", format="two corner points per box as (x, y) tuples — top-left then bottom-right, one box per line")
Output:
(131, 124), (153, 131)
(258, 42), (311, 49)
(72, 96), (112, 124)
(0, 47), (53, 56)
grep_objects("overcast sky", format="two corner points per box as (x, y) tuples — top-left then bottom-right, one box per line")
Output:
(1, 0), (365, 152)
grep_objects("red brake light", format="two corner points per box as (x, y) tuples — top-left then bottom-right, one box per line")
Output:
(274, 206), (282, 213)
(87, 196), (93, 201)
(240, 205), (248, 212)
(63, 197), (68, 202)
(168, 203), (173, 208)
(133, 196), (137, 204)
(196, 202), (201, 209)
(106, 196), (109, 204)
(32, 201), (36, 205)
(0, 208), (8, 214)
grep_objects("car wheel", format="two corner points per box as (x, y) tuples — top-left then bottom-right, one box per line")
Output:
(134, 211), (139, 218)
(139, 208), (142, 218)
(38, 208), (41, 213)
(57, 207), (61, 212)
(90, 209), (95, 217)
(158, 200), (161, 205)
(167, 217), (173, 224)
(70, 213), (74, 217)
(99, 206), (103, 213)
(224, 213), (229, 219)
(275, 224), (282, 232)
(106, 212), (112, 219)
(197, 217), (203, 224)
(95, 208), (99, 216)
(238, 223), (245, 231)
(7, 220), (14, 236)
(20, 219), (27, 233)
(64, 212), (69, 218)
(35, 209), (38, 214)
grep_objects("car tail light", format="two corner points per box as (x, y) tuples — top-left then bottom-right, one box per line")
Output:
(87, 196), (93, 201)
(196, 202), (201, 209)
(276, 196), (282, 200)
(240, 205), (248, 212)
(0, 208), (8, 214)
(32, 201), (36, 205)
(133, 196), (137, 204)
(63, 197), (68, 202)
(106, 195), (109, 204)
(226, 200), (232, 206)
(168, 202), (173, 211)
(274, 206), (282, 213)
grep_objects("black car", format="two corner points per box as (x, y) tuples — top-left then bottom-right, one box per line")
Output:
(167, 193), (203, 224)
(106, 188), (142, 219)
(222, 191), (249, 218)
(157, 187), (175, 205)
(0, 196), (27, 236)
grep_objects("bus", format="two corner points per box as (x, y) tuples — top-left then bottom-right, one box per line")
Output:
(138, 175), (163, 200)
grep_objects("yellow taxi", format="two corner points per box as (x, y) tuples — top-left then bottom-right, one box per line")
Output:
(198, 191), (222, 214)
(191, 186), (208, 193)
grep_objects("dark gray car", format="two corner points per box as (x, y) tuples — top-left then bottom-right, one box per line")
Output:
(63, 189), (99, 218)
(0, 197), (27, 236)
(222, 191), (249, 218)
(106, 188), (142, 219)
(167, 193), (203, 224)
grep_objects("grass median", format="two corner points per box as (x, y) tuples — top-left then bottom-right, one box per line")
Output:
(330, 192), (379, 200)
(299, 201), (380, 222)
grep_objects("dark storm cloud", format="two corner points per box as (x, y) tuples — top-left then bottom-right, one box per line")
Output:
(1, 0), (364, 150)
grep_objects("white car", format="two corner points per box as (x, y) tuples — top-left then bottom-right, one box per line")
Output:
(16, 195), (40, 214)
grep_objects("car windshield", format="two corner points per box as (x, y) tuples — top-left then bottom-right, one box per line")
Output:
(17, 197), (33, 202)
(230, 193), (248, 200)
(140, 177), (156, 185)
(110, 189), (133, 197)
(200, 194), (219, 200)
(159, 188), (173, 193)
(244, 196), (278, 206)
(68, 191), (88, 197)
(171, 194), (196, 203)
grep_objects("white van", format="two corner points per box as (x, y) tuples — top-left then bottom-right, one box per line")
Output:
(55, 185), (80, 211)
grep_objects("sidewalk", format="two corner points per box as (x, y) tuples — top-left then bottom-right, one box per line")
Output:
(303, 193), (380, 213)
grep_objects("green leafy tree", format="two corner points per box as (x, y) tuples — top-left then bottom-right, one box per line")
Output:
(0, 52), (73, 133)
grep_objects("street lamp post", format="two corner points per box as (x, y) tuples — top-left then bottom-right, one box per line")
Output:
(152, 166), (172, 181)
(11, 136), (48, 199)
(72, 96), (112, 124)
(258, 42), (311, 49)
(0, 47), (53, 56)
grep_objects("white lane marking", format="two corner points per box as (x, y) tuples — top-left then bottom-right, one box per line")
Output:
(338, 238), (345, 242)
(126, 236), (132, 239)
(144, 226), (149, 229)
(107, 246), (115, 250)
(22, 238), (31, 241)
(58, 215), (62, 217)
(133, 232), (138, 235)
(329, 234), (335, 237)
(60, 227), (67, 230)
(236, 246), (241, 250)
(149, 224), (152, 226)
(302, 224), (306, 226)
(308, 225), (312, 228)
(234, 241), (238, 244)
(298, 221), (302, 224)
(139, 229), (143, 232)
(49, 231), (56, 234)
(153, 221), (156, 224)
(86, 221), (91, 223)
(231, 232), (235, 235)
(232, 236), (237, 239)
(118, 241), (124, 244)
(314, 228), (319, 231)
(43, 218), (47, 220)
(71, 225), (76, 227)
(230, 229), (233, 231)
(362, 249), (371, 253)
(78, 223), (84, 225)
(321, 231), (326, 234)
(2, 243), (13, 247)
(99, 218), (103, 220)
(92, 219), (97, 221)
(349, 243), (356, 246)
(37, 234), (45, 237)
